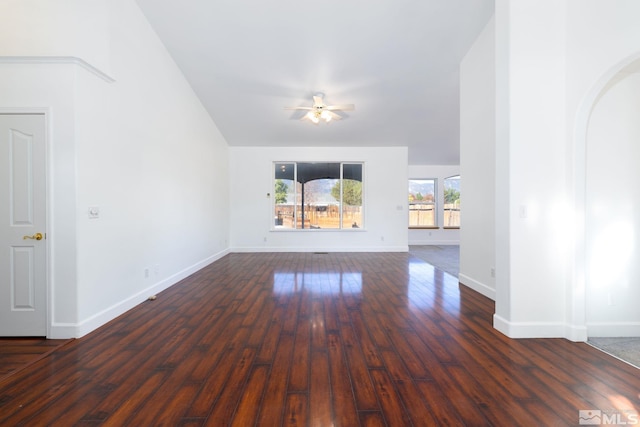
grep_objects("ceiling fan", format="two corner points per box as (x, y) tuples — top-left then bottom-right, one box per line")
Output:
(285, 94), (355, 124)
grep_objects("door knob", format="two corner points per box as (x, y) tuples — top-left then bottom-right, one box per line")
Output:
(23, 232), (43, 241)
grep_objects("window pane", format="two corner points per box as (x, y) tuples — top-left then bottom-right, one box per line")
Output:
(443, 175), (460, 227)
(409, 179), (436, 227)
(274, 163), (295, 228)
(297, 163), (340, 229)
(273, 162), (364, 230)
(342, 164), (363, 228)
(300, 178), (339, 229)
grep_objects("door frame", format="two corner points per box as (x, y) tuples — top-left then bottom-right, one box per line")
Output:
(0, 107), (51, 337)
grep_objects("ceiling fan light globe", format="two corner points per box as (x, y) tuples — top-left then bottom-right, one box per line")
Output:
(307, 112), (319, 124)
(293, 95), (352, 125)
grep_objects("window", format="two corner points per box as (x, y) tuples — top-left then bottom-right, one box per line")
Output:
(408, 179), (436, 228)
(443, 175), (460, 228)
(273, 162), (363, 230)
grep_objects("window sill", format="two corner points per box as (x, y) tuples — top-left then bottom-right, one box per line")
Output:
(443, 226), (460, 230)
(271, 228), (366, 232)
(408, 226), (439, 230)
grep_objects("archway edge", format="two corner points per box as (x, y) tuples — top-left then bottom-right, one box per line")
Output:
(569, 50), (640, 341)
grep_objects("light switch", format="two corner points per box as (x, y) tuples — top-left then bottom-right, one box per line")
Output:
(88, 206), (100, 219)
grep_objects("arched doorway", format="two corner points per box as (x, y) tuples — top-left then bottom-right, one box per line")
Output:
(574, 54), (640, 365)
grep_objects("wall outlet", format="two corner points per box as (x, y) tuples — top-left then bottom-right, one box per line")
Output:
(144, 268), (150, 279)
(490, 267), (495, 278)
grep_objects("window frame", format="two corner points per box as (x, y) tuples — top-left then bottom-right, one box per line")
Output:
(443, 174), (460, 229)
(408, 178), (438, 229)
(272, 161), (365, 231)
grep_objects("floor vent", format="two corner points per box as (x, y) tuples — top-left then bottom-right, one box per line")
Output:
(313, 252), (329, 255)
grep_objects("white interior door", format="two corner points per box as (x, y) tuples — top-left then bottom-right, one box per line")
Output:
(0, 114), (47, 336)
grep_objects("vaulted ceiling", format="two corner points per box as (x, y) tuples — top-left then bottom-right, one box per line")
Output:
(134, 0), (494, 165)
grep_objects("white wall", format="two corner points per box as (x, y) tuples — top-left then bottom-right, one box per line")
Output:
(585, 71), (640, 336)
(230, 147), (408, 252)
(493, 0), (640, 340)
(565, 1), (640, 338)
(0, 0), (111, 74)
(408, 165), (460, 245)
(494, 0), (570, 339)
(1, 0), (230, 338)
(459, 17), (496, 300)
(0, 66), (79, 328)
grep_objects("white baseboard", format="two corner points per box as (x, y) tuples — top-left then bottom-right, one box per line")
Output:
(493, 314), (565, 339)
(231, 246), (409, 253)
(459, 273), (495, 300)
(493, 314), (589, 341)
(49, 249), (230, 339)
(48, 323), (78, 340)
(565, 324), (589, 342)
(586, 322), (640, 337)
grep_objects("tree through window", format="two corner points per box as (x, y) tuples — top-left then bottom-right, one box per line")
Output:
(443, 175), (460, 228)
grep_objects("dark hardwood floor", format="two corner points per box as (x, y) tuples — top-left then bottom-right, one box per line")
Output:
(0, 252), (638, 426)
(0, 338), (70, 383)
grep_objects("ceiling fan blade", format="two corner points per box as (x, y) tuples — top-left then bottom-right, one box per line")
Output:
(284, 106), (313, 110)
(312, 95), (324, 107)
(326, 104), (355, 111)
(327, 111), (342, 120)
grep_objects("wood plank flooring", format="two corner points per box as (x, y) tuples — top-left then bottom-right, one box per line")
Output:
(0, 252), (638, 426)
(0, 338), (70, 383)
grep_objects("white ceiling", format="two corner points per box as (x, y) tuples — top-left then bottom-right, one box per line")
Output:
(134, 0), (494, 165)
